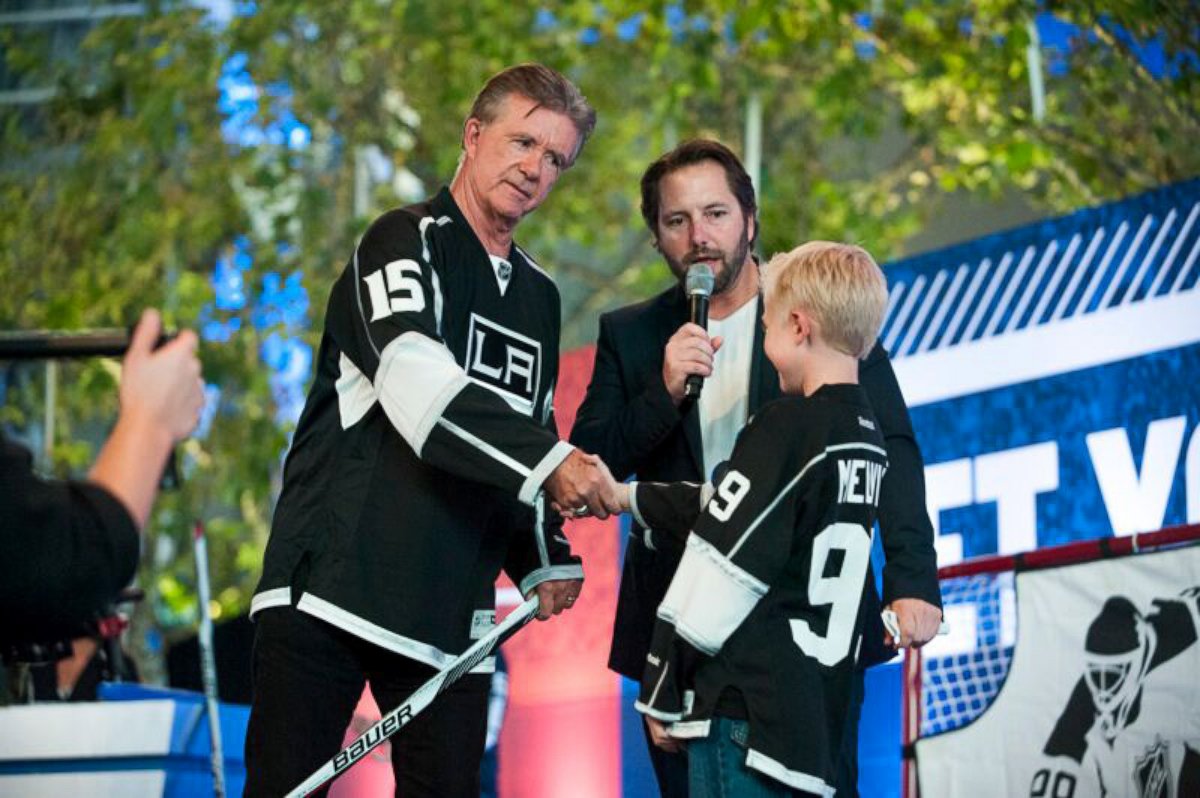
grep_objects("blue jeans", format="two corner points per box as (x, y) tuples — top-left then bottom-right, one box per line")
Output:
(689, 716), (800, 798)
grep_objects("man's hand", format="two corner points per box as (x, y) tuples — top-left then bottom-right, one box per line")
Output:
(122, 308), (205, 443)
(544, 449), (622, 519)
(90, 309), (206, 529)
(554, 482), (631, 520)
(534, 578), (583, 620)
(662, 323), (723, 406)
(645, 716), (683, 753)
(884, 598), (943, 649)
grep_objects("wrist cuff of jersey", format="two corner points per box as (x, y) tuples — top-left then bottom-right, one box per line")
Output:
(520, 440), (575, 506)
(629, 482), (649, 530)
(633, 701), (685, 723)
(249, 587), (292, 618)
(667, 720), (711, 739)
(520, 563), (585, 597)
(643, 527), (659, 551)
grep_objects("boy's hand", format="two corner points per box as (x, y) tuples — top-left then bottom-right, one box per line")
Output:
(645, 716), (683, 753)
(615, 483), (631, 513)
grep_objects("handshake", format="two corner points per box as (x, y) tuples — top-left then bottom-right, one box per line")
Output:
(542, 449), (631, 520)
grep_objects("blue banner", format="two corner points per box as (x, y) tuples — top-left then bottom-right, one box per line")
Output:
(883, 180), (1200, 562)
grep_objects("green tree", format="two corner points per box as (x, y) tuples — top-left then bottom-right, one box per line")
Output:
(1, 0), (1194, 668)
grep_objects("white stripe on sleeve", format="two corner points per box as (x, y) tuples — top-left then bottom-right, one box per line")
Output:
(375, 332), (470, 454)
(336, 353), (378, 429)
(518, 441), (575, 506)
(657, 534), (767, 656)
(629, 482), (649, 529)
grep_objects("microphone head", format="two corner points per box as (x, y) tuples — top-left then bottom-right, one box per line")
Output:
(685, 263), (715, 297)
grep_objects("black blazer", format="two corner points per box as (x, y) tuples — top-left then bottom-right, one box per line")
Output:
(570, 283), (941, 679)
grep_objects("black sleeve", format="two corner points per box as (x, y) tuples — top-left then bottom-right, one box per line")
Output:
(1147, 589), (1200, 670)
(629, 481), (709, 542)
(328, 211), (572, 506)
(1042, 679), (1094, 762)
(569, 313), (682, 481)
(502, 500), (584, 596)
(860, 342), (942, 609)
(503, 407), (585, 594)
(637, 405), (810, 719)
(0, 435), (140, 644)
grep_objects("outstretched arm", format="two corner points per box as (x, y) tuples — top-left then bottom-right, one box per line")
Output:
(89, 309), (205, 528)
(861, 342), (942, 647)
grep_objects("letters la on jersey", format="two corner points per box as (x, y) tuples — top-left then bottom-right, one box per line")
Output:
(466, 313), (542, 417)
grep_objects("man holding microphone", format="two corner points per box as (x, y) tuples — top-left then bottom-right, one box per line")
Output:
(571, 139), (942, 796)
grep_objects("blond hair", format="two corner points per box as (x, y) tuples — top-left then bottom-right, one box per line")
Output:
(761, 241), (888, 359)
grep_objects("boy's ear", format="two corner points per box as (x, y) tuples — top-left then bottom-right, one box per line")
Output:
(790, 308), (812, 343)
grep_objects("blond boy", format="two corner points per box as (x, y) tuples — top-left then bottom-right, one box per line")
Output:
(624, 242), (895, 796)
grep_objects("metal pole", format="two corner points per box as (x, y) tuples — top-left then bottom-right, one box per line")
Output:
(744, 92), (763, 199)
(41, 361), (57, 472)
(193, 521), (226, 798)
(1026, 19), (1046, 124)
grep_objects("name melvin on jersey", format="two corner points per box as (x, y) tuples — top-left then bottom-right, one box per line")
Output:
(837, 458), (885, 507)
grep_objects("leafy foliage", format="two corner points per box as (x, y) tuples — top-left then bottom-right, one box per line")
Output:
(1, 1), (1195, 659)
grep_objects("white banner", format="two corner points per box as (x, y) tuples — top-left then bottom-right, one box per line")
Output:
(0, 700), (174, 797)
(917, 544), (1200, 797)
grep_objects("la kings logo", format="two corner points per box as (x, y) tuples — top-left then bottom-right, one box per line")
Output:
(466, 313), (541, 416)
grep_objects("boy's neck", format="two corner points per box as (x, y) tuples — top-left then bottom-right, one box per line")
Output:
(790, 349), (859, 397)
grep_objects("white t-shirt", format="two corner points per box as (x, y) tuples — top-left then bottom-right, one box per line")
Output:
(698, 297), (757, 479)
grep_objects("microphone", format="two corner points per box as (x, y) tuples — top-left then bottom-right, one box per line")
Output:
(683, 263), (715, 401)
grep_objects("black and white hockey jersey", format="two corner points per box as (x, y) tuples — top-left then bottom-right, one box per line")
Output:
(252, 187), (581, 671)
(634, 385), (888, 796)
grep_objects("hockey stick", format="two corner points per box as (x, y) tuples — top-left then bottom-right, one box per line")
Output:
(284, 596), (541, 798)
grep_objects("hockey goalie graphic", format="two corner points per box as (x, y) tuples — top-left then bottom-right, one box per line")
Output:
(1032, 588), (1200, 798)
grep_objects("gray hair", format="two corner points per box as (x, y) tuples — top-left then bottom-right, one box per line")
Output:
(466, 63), (596, 163)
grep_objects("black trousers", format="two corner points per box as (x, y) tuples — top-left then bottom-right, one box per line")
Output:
(641, 669), (866, 798)
(244, 606), (489, 797)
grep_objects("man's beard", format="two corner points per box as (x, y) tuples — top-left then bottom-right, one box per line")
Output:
(669, 224), (752, 297)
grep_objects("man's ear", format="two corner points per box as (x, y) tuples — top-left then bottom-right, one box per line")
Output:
(747, 213), (758, 246)
(462, 117), (482, 156)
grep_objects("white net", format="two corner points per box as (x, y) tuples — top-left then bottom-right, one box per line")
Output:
(918, 569), (1017, 737)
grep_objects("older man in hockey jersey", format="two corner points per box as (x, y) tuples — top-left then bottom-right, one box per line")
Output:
(244, 64), (618, 797)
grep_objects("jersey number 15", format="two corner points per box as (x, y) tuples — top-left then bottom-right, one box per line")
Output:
(364, 259), (426, 321)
